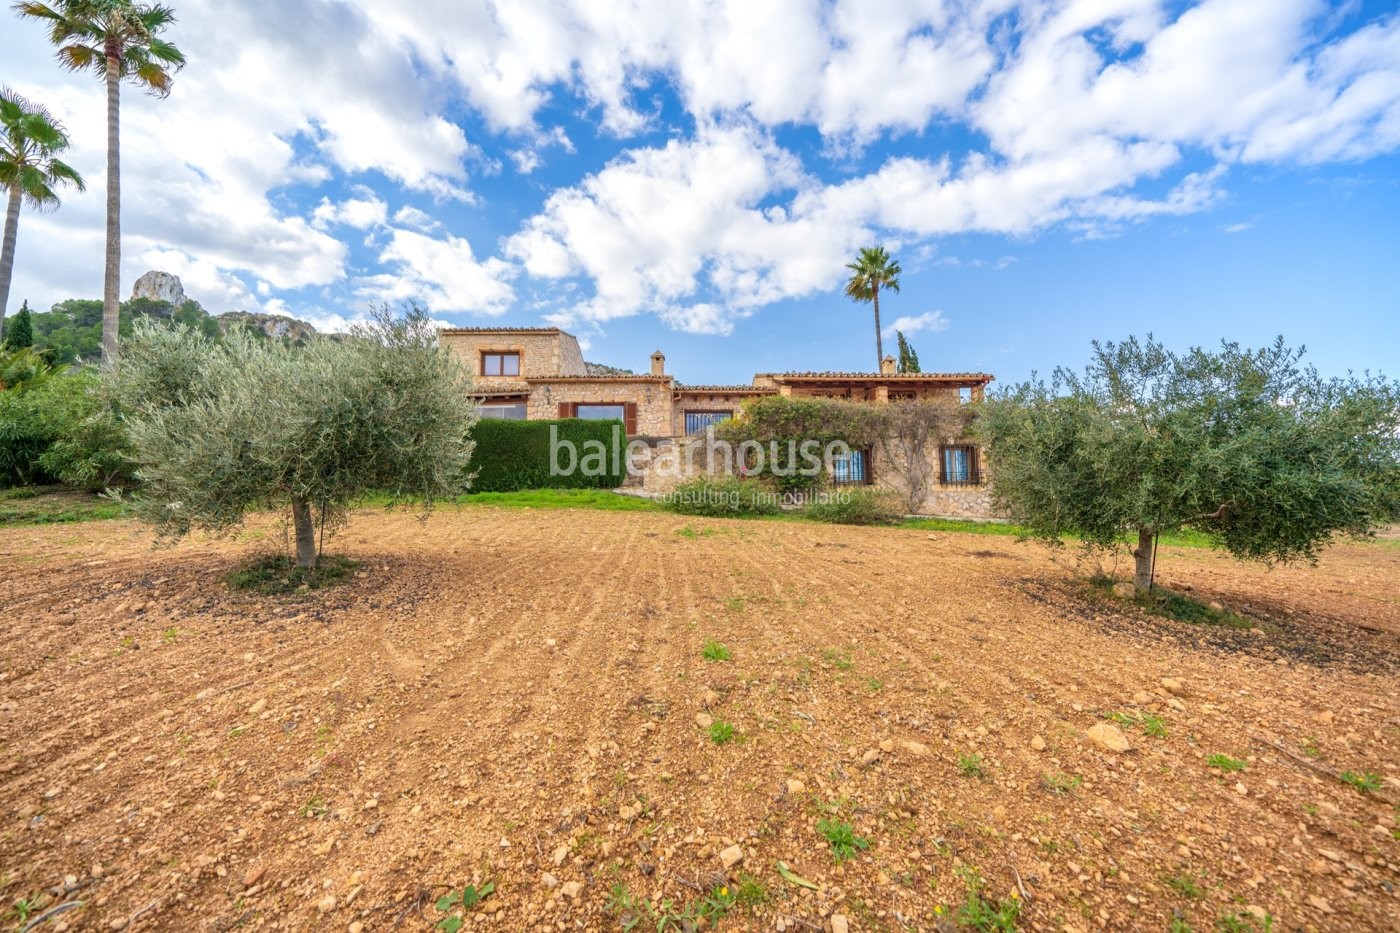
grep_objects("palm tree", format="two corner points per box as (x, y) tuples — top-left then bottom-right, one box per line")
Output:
(15, 0), (185, 361)
(0, 90), (84, 335)
(844, 245), (901, 370)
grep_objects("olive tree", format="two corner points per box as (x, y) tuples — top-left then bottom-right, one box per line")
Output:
(111, 306), (477, 567)
(978, 336), (1400, 592)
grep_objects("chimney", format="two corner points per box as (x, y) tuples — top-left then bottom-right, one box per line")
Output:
(880, 354), (896, 375)
(651, 350), (666, 377)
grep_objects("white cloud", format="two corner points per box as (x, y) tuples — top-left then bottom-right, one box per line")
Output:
(503, 126), (1211, 331)
(312, 195), (389, 230)
(506, 123), (842, 335)
(509, 125), (575, 175)
(884, 311), (950, 339)
(4, 0), (1399, 333)
(391, 206), (443, 233)
(0, 0), (470, 312)
(359, 228), (516, 315)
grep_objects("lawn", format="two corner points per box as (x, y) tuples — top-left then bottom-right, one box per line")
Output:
(0, 485), (1296, 553)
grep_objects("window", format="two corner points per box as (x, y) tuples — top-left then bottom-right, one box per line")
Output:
(831, 449), (871, 486)
(481, 352), (520, 377)
(575, 404), (626, 420)
(684, 411), (732, 434)
(478, 402), (527, 420)
(940, 444), (982, 486)
(559, 401), (638, 435)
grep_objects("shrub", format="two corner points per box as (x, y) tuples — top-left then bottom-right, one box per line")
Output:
(0, 370), (96, 486)
(718, 395), (878, 494)
(803, 488), (901, 525)
(662, 475), (780, 517)
(39, 387), (135, 490)
(468, 417), (624, 492)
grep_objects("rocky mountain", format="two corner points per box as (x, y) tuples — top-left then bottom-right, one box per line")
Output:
(131, 272), (322, 342)
(26, 273), (331, 364)
(585, 361), (637, 376)
(217, 311), (319, 344)
(131, 270), (190, 308)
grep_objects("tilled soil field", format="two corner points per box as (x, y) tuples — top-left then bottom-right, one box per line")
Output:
(1, 507), (1398, 932)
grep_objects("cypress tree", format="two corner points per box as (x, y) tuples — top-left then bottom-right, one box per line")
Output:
(896, 330), (921, 373)
(4, 300), (33, 349)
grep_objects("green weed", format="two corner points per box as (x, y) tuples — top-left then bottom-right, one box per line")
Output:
(1206, 754), (1246, 773)
(702, 640), (732, 662)
(817, 818), (871, 862)
(954, 867), (1021, 932)
(434, 881), (494, 931)
(1339, 770), (1382, 794)
(226, 554), (360, 595)
(1040, 772), (1083, 795)
(709, 720), (736, 745)
(957, 752), (985, 778)
(822, 648), (854, 671)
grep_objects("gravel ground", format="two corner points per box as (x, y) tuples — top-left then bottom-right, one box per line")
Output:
(1, 507), (1397, 932)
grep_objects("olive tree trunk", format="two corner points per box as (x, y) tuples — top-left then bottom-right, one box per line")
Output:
(102, 49), (122, 361)
(872, 285), (884, 369)
(0, 184), (21, 332)
(291, 498), (317, 569)
(1133, 528), (1156, 593)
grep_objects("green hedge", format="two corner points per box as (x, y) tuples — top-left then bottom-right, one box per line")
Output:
(468, 418), (626, 492)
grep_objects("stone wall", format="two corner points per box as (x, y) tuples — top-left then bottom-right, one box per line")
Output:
(871, 442), (1000, 519)
(441, 331), (587, 381)
(671, 392), (770, 435)
(636, 436), (738, 494)
(557, 333), (587, 376)
(915, 487), (997, 520)
(525, 380), (675, 436)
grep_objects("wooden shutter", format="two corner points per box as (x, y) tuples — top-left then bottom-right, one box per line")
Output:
(623, 402), (638, 436)
(558, 402), (576, 418)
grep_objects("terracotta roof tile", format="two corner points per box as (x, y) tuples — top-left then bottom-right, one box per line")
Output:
(524, 375), (672, 383)
(469, 382), (530, 396)
(760, 371), (994, 381)
(440, 326), (562, 334)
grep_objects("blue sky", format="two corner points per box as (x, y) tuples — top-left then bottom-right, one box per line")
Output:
(3, 0), (1397, 386)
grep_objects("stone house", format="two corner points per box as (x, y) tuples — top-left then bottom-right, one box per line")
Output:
(440, 326), (995, 518)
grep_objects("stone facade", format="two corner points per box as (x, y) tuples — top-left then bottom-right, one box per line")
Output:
(525, 378), (675, 437)
(671, 389), (774, 436)
(917, 487), (997, 520)
(869, 442), (999, 519)
(446, 326), (1002, 519)
(441, 328), (587, 383)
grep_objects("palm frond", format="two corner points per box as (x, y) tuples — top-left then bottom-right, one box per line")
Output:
(130, 58), (174, 96)
(56, 42), (106, 76)
(136, 3), (178, 31)
(17, 162), (61, 209)
(145, 35), (185, 67)
(47, 157), (85, 191)
(0, 88), (35, 123)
